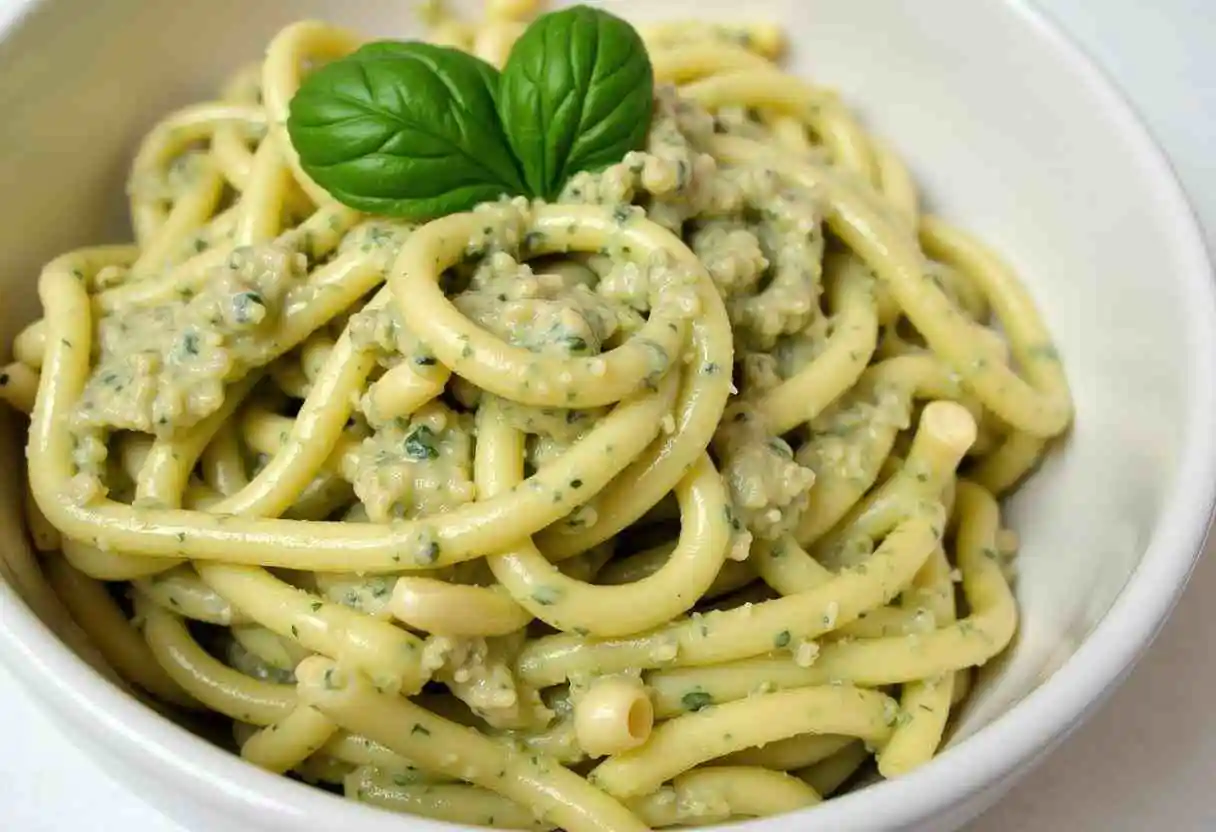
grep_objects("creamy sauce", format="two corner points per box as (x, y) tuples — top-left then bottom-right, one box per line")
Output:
(352, 401), (477, 525)
(78, 245), (309, 435)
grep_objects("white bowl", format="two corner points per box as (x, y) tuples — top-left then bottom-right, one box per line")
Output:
(0, 0), (1213, 830)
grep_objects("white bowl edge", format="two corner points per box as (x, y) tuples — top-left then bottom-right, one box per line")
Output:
(0, 0), (1212, 831)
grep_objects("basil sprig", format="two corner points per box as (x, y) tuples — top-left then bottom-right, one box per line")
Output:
(286, 5), (654, 220)
(288, 42), (526, 218)
(498, 5), (654, 201)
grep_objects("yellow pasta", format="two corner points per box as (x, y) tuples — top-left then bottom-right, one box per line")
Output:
(240, 705), (338, 774)
(716, 733), (854, 771)
(347, 770), (552, 829)
(134, 564), (249, 626)
(231, 625), (312, 672)
(797, 741), (871, 797)
(4, 2), (1071, 830)
(573, 677), (654, 757)
(297, 658), (648, 832)
(629, 767), (821, 826)
(517, 509), (942, 687)
(23, 476), (61, 552)
(44, 557), (196, 709)
(142, 603), (296, 725)
(876, 544), (958, 776)
(390, 577), (532, 637)
(588, 685), (895, 799)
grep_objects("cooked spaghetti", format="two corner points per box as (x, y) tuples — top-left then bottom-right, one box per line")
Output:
(0, 1), (1071, 829)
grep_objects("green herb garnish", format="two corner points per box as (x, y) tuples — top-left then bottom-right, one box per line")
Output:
(530, 585), (562, 606)
(286, 5), (654, 219)
(403, 424), (440, 460)
(287, 41), (525, 218)
(498, 5), (654, 200)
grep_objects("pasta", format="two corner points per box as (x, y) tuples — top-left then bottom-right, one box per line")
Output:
(573, 676), (654, 757)
(2, 1), (1072, 829)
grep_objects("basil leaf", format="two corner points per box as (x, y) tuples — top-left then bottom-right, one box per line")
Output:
(287, 41), (527, 219)
(352, 40), (502, 101)
(499, 5), (654, 200)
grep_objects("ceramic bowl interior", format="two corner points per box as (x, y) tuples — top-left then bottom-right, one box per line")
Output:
(0, 1), (1212, 830)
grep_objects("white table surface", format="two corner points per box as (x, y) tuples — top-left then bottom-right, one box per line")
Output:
(2, 0), (1215, 829)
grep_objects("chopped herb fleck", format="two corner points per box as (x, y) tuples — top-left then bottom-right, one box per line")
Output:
(531, 586), (562, 606)
(723, 505), (742, 533)
(560, 334), (588, 353)
(403, 425), (440, 461)
(767, 438), (794, 459)
(417, 540), (441, 565)
(177, 331), (200, 358)
(231, 291), (266, 325)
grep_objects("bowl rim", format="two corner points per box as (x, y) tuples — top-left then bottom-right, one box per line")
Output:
(0, 0), (1214, 829)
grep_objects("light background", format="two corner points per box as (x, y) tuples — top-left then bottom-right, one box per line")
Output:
(0, 0), (1213, 828)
